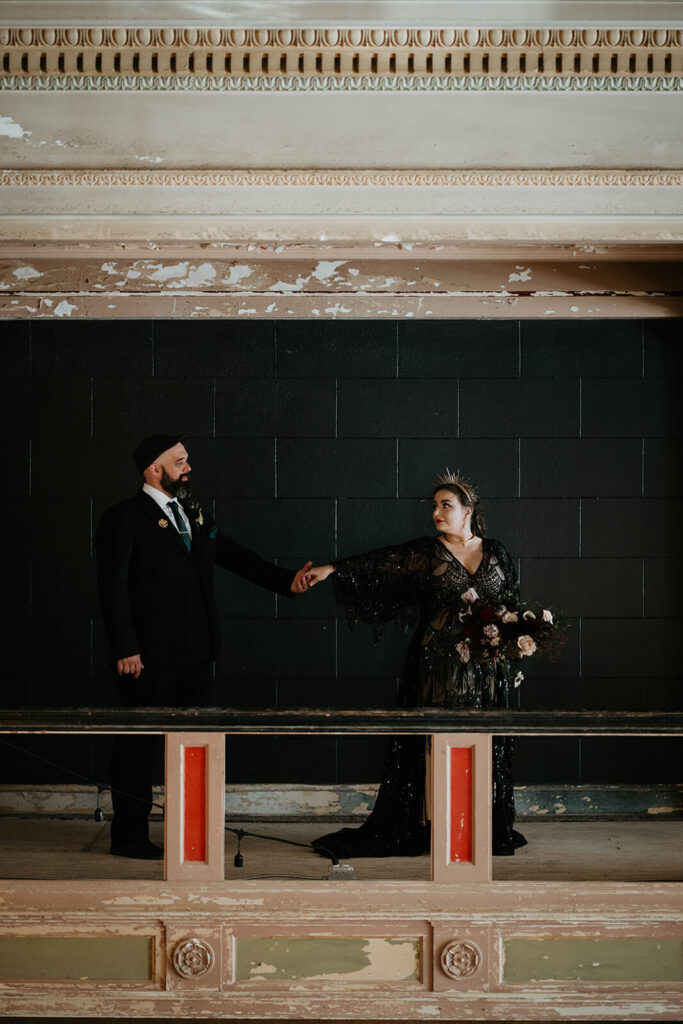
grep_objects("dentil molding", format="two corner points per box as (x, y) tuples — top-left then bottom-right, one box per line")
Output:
(1, 24), (681, 90)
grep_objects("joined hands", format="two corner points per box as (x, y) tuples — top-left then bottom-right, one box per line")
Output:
(290, 562), (336, 593)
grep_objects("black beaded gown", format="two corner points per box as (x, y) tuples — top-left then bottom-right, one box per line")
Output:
(312, 535), (527, 859)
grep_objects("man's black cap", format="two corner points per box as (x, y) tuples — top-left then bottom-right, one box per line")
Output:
(133, 434), (185, 474)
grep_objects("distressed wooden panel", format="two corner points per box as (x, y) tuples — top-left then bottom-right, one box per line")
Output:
(235, 936), (421, 984)
(0, 935), (154, 981)
(1, 257), (681, 295)
(0, 883), (681, 1017)
(432, 734), (492, 883)
(165, 732), (225, 882)
(4, 291), (683, 318)
(503, 937), (683, 983)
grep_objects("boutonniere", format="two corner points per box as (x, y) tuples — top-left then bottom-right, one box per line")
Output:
(158, 518), (168, 528)
(186, 501), (204, 527)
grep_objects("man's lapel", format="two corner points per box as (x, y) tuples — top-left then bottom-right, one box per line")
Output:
(137, 489), (193, 558)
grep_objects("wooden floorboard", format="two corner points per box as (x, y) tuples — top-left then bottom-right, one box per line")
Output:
(1, 818), (681, 882)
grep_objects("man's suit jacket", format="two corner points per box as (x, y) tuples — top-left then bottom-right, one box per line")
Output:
(96, 490), (295, 668)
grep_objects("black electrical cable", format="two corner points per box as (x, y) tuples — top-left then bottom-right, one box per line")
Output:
(0, 738), (341, 865)
(0, 737), (165, 812)
(225, 825), (339, 867)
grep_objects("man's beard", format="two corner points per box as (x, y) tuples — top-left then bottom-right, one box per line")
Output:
(161, 469), (192, 500)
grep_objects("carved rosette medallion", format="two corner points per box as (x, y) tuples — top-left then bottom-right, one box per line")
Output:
(440, 940), (482, 979)
(172, 937), (215, 978)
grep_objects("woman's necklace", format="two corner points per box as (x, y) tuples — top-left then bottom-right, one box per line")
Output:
(439, 534), (483, 572)
(442, 533), (477, 550)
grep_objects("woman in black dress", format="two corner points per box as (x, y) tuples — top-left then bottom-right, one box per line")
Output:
(306, 473), (527, 859)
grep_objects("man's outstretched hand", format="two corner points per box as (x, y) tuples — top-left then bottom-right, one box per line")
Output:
(291, 561), (315, 593)
(117, 654), (144, 678)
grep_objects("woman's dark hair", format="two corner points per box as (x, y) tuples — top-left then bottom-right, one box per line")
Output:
(432, 474), (487, 537)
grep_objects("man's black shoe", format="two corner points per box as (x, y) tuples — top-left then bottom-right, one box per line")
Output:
(110, 841), (164, 860)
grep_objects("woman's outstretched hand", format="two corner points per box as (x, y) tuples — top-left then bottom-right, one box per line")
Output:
(305, 564), (336, 587)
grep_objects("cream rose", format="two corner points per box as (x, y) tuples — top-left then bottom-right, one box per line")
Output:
(542, 609), (554, 623)
(502, 610), (518, 623)
(461, 587), (479, 604)
(517, 635), (537, 657)
(523, 610), (536, 620)
(456, 641), (471, 663)
(483, 624), (500, 646)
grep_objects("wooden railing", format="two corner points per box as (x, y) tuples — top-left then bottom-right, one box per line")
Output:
(2, 708), (681, 883)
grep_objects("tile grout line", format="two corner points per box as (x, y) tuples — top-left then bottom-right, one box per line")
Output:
(643, 315), (647, 643)
(456, 378), (460, 438)
(640, 318), (645, 643)
(517, 437), (521, 498)
(395, 322), (399, 378)
(334, 375), (338, 439)
(334, 617), (339, 681)
(333, 497), (338, 561)
(395, 437), (399, 499)
(395, 321), (400, 499)
(518, 319), (522, 377)
(274, 436), (278, 498)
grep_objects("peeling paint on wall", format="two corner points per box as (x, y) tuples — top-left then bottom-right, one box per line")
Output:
(509, 266), (533, 282)
(0, 114), (30, 138)
(311, 260), (347, 281)
(236, 937), (419, 983)
(12, 266), (42, 280)
(53, 299), (76, 317)
(225, 264), (253, 286)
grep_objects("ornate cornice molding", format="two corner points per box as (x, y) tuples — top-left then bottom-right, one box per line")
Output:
(3, 169), (682, 188)
(3, 73), (682, 92)
(1, 25), (681, 90)
(2, 27), (682, 47)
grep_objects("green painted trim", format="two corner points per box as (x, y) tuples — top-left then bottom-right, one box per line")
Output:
(0, 936), (153, 981)
(236, 936), (419, 983)
(504, 938), (683, 983)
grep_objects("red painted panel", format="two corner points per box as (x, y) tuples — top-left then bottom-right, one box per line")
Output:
(183, 745), (207, 862)
(449, 746), (473, 863)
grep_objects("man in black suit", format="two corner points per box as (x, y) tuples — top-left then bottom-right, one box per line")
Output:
(96, 434), (313, 858)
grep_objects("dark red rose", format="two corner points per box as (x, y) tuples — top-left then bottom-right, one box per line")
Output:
(463, 624), (477, 638)
(479, 606), (497, 623)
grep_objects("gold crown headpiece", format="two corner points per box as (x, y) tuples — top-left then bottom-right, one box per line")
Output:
(435, 468), (475, 502)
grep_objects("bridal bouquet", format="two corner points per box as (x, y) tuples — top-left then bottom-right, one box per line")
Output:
(431, 588), (567, 685)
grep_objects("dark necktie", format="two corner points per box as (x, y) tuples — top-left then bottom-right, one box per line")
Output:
(168, 501), (191, 552)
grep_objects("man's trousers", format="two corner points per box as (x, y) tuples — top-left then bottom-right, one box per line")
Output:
(110, 662), (213, 847)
